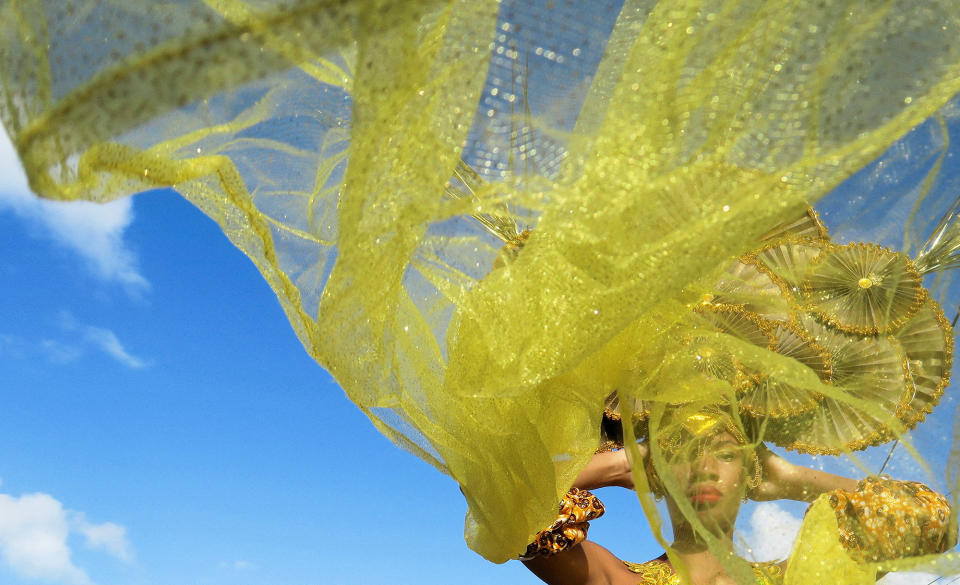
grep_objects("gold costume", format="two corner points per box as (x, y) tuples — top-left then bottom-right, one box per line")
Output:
(623, 558), (783, 585)
(527, 478), (951, 584)
(3, 2), (960, 582)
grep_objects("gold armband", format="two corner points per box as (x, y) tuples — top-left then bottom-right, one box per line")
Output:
(519, 488), (605, 560)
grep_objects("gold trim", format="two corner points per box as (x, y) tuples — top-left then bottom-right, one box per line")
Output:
(807, 207), (829, 239)
(891, 295), (954, 431)
(594, 440), (620, 454)
(602, 392), (651, 423)
(691, 303), (779, 350)
(621, 560), (782, 584)
(602, 408), (622, 422)
(623, 559), (678, 583)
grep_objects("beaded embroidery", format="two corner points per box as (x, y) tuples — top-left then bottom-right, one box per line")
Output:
(623, 559), (784, 585)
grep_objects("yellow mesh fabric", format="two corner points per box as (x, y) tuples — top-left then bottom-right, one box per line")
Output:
(4, 0), (960, 579)
(785, 499), (875, 585)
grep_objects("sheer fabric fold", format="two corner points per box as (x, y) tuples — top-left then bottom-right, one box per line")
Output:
(4, 0), (960, 575)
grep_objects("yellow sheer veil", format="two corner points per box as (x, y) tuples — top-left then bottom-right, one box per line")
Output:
(4, 1), (960, 581)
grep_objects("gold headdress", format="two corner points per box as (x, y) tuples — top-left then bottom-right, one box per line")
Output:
(598, 207), (954, 455)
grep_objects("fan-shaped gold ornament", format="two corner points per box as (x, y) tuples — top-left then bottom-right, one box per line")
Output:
(737, 323), (830, 419)
(802, 243), (924, 335)
(685, 335), (748, 387)
(744, 238), (825, 297)
(672, 225), (954, 455)
(892, 296), (954, 429)
(765, 316), (911, 454)
(708, 261), (791, 320)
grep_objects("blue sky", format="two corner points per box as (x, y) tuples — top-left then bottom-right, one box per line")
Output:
(0, 125), (545, 585)
(0, 115), (951, 585)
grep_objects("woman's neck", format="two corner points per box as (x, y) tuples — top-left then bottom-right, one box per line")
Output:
(669, 526), (740, 584)
(670, 521), (735, 553)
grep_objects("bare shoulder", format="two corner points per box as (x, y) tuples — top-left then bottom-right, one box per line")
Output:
(522, 540), (639, 585)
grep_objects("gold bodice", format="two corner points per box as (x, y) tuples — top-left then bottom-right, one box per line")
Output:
(623, 559), (784, 585)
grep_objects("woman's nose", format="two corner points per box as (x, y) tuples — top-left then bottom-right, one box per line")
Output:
(692, 454), (719, 477)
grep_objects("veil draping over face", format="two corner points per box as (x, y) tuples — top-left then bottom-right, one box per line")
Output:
(4, 0), (960, 580)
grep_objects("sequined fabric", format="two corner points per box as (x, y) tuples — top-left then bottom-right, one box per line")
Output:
(521, 488), (605, 560)
(623, 559), (783, 585)
(828, 477), (952, 563)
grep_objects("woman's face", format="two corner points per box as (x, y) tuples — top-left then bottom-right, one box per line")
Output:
(662, 431), (748, 536)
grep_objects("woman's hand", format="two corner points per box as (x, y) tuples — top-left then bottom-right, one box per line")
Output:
(748, 443), (858, 502)
(572, 443), (648, 491)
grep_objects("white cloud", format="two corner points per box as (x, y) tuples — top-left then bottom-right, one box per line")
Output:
(0, 126), (148, 294)
(0, 493), (88, 585)
(80, 326), (147, 369)
(0, 314), (148, 369)
(0, 492), (132, 585)
(71, 514), (133, 562)
(737, 502), (803, 562)
(57, 311), (149, 369)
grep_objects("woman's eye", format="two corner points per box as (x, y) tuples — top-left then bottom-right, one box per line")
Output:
(716, 451), (737, 462)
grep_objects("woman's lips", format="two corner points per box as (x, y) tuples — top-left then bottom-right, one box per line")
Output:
(689, 486), (723, 504)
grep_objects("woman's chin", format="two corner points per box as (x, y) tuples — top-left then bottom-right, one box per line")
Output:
(689, 494), (723, 509)
(688, 500), (740, 531)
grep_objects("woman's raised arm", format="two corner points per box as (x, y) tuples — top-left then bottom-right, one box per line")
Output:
(571, 445), (644, 491)
(521, 447), (649, 585)
(749, 444), (857, 502)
